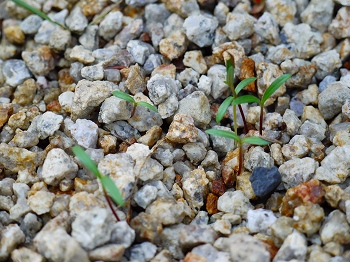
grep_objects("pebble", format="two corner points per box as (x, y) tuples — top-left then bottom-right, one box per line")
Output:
(69, 45), (95, 64)
(2, 59), (32, 87)
(254, 12), (280, 45)
(41, 148), (78, 186)
(147, 74), (178, 105)
(293, 203), (324, 237)
(300, 0), (334, 33)
(183, 13), (218, 47)
(179, 224), (218, 250)
(315, 145), (350, 184)
(247, 209), (277, 234)
(207, 126), (235, 153)
(79, 24), (99, 51)
(69, 119), (99, 148)
(0, 224), (25, 261)
(266, 44), (295, 64)
(159, 31), (188, 60)
(273, 230), (307, 262)
(88, 244), (125, 262)
(162, 0), (199, 18)
(311, 50), (342, 80)
(28, 191), (55, 215)
(282, 135), (311, 159)
(114, 19), (143, 48)
(127, 40), (155, 65)
(20, 15), (43, 34)
(266, 0), (296, 26)
(81, 64), (104, 81)
(217, 191), (253, 218)
(98, 96), (133, 124)
(320, 210), (350, 244)
(328, 7), (350, 39)
(98, 11), (123, 41)
(11, 247), (44, 262)
(49, 28), (71, 52)
(65, 6), (88, 33)
(250, 166), (281, 198)
(223, 12), (256, 41)
(282, 109), (302, 136)
(207, 64), (228, 99)
(243, 146), (274, 172)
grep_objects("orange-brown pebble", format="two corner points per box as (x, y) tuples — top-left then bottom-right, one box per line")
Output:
(220, 148), (240, 187)
(58, 68), (75, 92)
(239, 57), (256, 92)
(206, 193), (219, 215)
(261, 239), (278, 261)
(183, 252), (207, 262)
(211, 179), (226, 196)
(4, 25), (25, 44)
(0, 103), (13, 129)
(98, 135), (117, 154)
(46, 100), (62, 113)
(280, 178), (325, 216)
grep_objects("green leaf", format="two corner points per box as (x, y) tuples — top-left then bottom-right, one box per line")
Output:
(206, 129), (241, 143)
(226, 59), (235, 88)
(261, 74), (292, 106)
(100, 176), (125, 207)
(232, 95), (261, 106)
(112, 91), (135, 103)
(235, 77), (257, 94)
(137, 101), (158, 113)
(72, 146), (101, 179)
(11, 0), (68, 30)
(216, 96), (234, 123)
(242, 136), (270, 146)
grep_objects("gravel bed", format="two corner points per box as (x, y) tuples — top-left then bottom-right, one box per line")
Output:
(1, 0), (350, 261)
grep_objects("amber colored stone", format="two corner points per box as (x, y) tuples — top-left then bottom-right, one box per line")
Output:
(206, 193), (219, 215)
(211, 179), (226, 196)
(46, 100), (62, 113)
(140, 32), (151, 43)
(184, 252), (207, 262)
(4, 25), (25, 44)
(239, 57), (256, 92)
(58, 68), (75, 92)
(98, 135), (117, 154)
(0, 103), (13, 129)
(280, 178), (325, 217)
(130, 212), (163, 242)
(221, 149), (240, 188)
(175, 174), (182, 187)
(261, 239), (278, 261)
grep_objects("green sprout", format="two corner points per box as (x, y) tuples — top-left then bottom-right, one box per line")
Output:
(230, 74), (292, 136)
(11, 0), (69, 30)
(113, 90), (158, 117)
(72, 145), (124, 221)
(216, 59), (256, 135)
(205, 129), (270, 176)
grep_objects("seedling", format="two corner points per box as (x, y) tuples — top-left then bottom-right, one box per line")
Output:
(216, 59), (256, 134)
(72, 145), (124, 221)
(229, 74), (292, 135)
(112, 90), (158, 117)
(205, 129), (270, 176)
(11, 0), (69, 30)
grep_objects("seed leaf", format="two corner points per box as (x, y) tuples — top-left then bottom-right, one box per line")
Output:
(100, 176), (125, 207)
(216, 96), (234, 123)
(232, 95), (261, 106)
(242, 136), (270, 146)
(11, 0), (68, 30)
(261, 74), (292, 106)
(235, 77), (257, 94)
(72, 146), (101, 179)
(206, 129), (241, 142)
(226, 59), (234, 88)
(112, 90), (135, 103)
(137, 101), (158, 113)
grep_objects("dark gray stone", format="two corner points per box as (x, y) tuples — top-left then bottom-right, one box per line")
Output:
(250, 166), (281, 198)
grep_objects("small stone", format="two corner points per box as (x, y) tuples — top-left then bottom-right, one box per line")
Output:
(159, 31), (188, 60)
(243, 146), (274, 172)
(11, 247), (44, 262)
(69, 45), (95, 64)
(318, 82), (350, 120)
(88, 244), (125, 262)
(125, 64), (146, 94)
(162, 0), (199, 18)
(266, 0), (296, 26)
(147, 74), (178, 105)
(217, 191), (253, 218)
(282, 135), (311, 160)
(49, 28), (71, 52)
(328, 7), (350, 39)
(69, 119), (98, 149)
(28, 191), (55, 215)
(247, 209), (277, 234)
(20, 15), (43, 34)
(183, 51), (207, 74)
(254, 12), (280, 45)
(223, 12), (256, 41)
(273, 230), (307, 262)
(114, 19), (143, 49)
(320, 210), (350, 244)
(179, 224), (218, 250)
(98, 96), (133, 124)
(166, 114), (198, 143)
(299, 120), (326, 141)
(266, 45), (295, 65)
(315, 145), (350, 184)
(293, 204), (324, 237)
(0, 224), (25, 261)
(207, 126), (235, 153)
(280, 178), (325, 216)
(300, 0), (334, 33)
(282, 109), (301, 136)
(311, 50), (342, 80)
(98, 11), (123, 41)
(207, 64), (228, 99)
(4, 25), (25, 45)
(65, 6), (88, 33)
(128, 242), (157, 261)
(127, 40), (155, 65)
(177, 68), (199, 87)
(2, 59), (32, 87)
(250, 166), (281, 198)
(206, 193), (219, 215)
(81, 64), (104, 81)
(182, 142), (207, 164)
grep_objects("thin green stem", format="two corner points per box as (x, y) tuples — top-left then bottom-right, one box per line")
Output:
(233, 105), (238, 135)
(259, 105), (264, 136)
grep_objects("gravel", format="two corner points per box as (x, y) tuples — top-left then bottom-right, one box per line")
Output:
(1, 0), (350, 261)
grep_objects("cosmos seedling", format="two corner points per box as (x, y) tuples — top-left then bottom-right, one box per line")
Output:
(112, 90), (158, 117)
(72, 145), (124, 221)
(205, 129), (270, 176)
(230, 74), (292, 135)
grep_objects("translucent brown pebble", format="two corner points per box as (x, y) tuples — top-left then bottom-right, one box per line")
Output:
(58, 68), (75, 92)
(130, 212), (163, 242)
(211, 179), (226, 196)
(280, 178), (325, 217)
(0, 103), (13, 129)
(220, 149), (240, 187)
(239, 57), (256, 92)
(206, 193), (219, 215)
(46, 100), (62, 113)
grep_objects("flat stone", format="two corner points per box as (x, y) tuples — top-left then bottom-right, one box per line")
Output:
(250, 166), (281, 198)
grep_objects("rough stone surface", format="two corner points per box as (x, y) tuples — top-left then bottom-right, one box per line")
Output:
(250, 166), (281, 198)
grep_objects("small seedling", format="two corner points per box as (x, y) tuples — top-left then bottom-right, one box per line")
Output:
(230, 74), (292, 136)
(217, 59), (256, 134)
(205, 129), (270, 176)
(72, 145), (124, 221)
(112, 90), (158, 117)
(11, 0), (69, 30)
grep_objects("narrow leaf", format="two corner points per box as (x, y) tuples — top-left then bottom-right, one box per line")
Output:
(100, 176), (125, 207)
(226, 59), (235, 88)
(72, 146), (101, 179)
(11, 0), (68, 30)
(261, 74), (292, 105)
(216, 96), (234, 123)
(232, 95), (261, 106)
(235, 77), (257, 94)
(112, 90), (135, 103)
(242, 136), (270, 146)
(205, 129), (241, 142)
(137, 101), (158, 113)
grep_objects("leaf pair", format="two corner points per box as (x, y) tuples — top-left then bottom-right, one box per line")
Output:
(72, 146), (125, 207)
(205, 129), (270, 146)
(113, 90), (158, 113)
